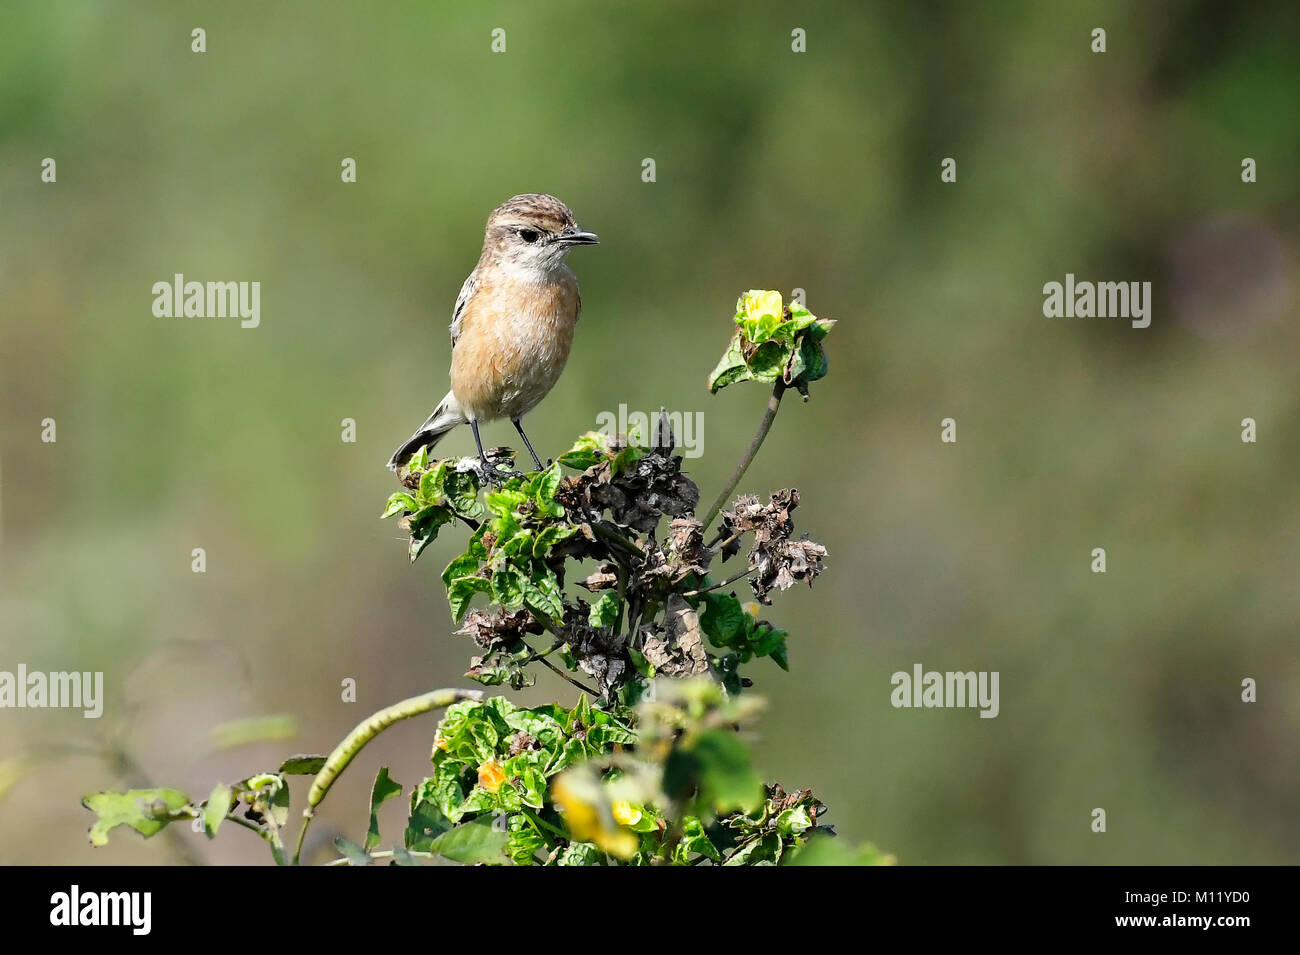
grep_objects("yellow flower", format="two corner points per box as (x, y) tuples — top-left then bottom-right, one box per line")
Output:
(742, 289), (783, 323)
(611, 800), (642, 827)
(551, 772), (639, 860)
(477, 759), (506, 793)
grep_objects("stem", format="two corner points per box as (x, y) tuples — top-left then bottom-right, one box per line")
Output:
(591, 521), (645, 561)
(522, 806), (569, 840)
(527, 609), (560, 637)
(683, 568), (755, 598)
(614, 565), (627, 636)
(325, 848), (436, 866)
(536, 655), (600, 698)
(701, 380), (786, 532)
(293, 687), (482, 865)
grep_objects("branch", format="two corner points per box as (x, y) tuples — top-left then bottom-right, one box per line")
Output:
(535, 655), (600, 698)
(701, 380), (786, 532)
(683, 568), (756, 598)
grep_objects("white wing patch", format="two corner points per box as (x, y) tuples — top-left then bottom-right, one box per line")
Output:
(449, 270), (478, 350)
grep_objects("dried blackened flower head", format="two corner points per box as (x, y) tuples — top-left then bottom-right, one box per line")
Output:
(556, 445), (700, 536)
(750, 534), (828, 604)
(454, 607), (542, 651)
(718, 489), (826, 604)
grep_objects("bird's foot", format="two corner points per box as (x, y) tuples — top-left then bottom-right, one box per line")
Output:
(462, 446), (523, 486)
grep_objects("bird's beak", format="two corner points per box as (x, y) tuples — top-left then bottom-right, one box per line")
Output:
(556, 227), (599, 245)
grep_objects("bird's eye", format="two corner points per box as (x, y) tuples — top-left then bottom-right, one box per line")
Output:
(518, 229), (540, 244)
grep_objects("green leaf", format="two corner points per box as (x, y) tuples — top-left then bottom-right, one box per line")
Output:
(672, 815), (721, 864)
(523, 568), (564, 621)
(83, 788), (193, 847)
(789, 835), (895, 866)
(664, 730), (763, 815)
(627, 645), (655, 678)
(774, 805), (814, 838)
(707, 333), (752, 394)
(334, 836), (372, 866)
(408, 504), (453, 562)
(447, 575), (492, 621)
(405, 786), (453, 852)
(202, 783), (232, 839)
(724, 831), (782, 866)
(428, 816), (511, 865)
(697, 592), (747, 645)
(485, 488), (528, 519)
(465, 522), (490, 559)
(418, 460), (449, 503)
(557, 432), (607, 470)
(746, 340), (786, 381)
(610, 444), (646, 477)
(556, 841), (602, 866)
(431, 759), (470, 821)
(442, 551), (481, 588)
(210, 714), (296, 749)
(382, 491), (418, 518)
(442, 469), (484, 520)
(408, 446), (430, 472)
(491, 567), (525, 611)
(506, 813), (548, 865)
(518, 767), (547, 809)
(588, 592), (621, 629)
(532, 524), (577, 559)
(278, 754), (327, 775)
(366, 767), (404, 852)
(532, 464), (562, 511)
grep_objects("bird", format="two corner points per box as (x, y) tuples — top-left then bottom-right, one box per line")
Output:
(387, 193), (598, 474)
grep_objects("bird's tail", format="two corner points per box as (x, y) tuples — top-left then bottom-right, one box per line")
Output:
(387, 390), (468, 471)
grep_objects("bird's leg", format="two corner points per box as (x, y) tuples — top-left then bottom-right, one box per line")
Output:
(470, 419), (492, 476)
(512, 418), (546, 471)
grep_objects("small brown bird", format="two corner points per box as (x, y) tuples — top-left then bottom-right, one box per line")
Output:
(387, 194), (598, 472)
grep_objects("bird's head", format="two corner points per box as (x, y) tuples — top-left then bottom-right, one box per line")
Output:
(482, 193), (598, 273)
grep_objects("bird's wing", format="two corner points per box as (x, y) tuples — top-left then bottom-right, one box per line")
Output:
(449, 270), (478, 350)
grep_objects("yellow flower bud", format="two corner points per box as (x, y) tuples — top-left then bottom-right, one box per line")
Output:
(612, 800), (642, 827)
(477, 758), (506, 793)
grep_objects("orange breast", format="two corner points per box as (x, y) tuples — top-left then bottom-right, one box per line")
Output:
(450, 269), (580, 422)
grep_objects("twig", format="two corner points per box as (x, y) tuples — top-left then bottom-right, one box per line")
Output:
(683, 568), (755, 598)
(701, 380), (787, 532)
(536, 655), (600, 698)
(521, 806), (569, 840)
(591, 521), (645, 561)
(325, 848), (437, 866)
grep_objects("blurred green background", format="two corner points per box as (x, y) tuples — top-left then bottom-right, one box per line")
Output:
(1, 0), (1297, 865)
